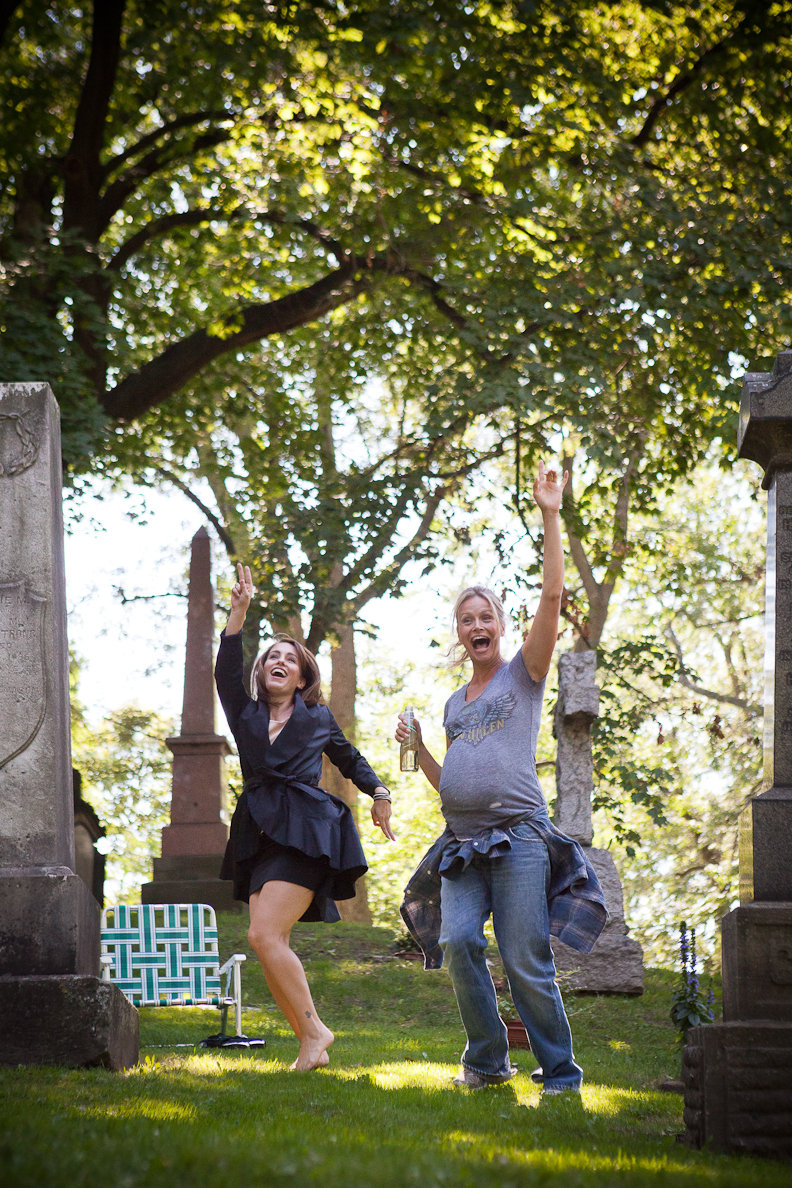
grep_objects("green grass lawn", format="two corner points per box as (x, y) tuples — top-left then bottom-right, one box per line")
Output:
(0, 916), (787, 1187)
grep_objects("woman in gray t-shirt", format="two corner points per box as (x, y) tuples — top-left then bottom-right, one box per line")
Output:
(396, 462), (587, 1095)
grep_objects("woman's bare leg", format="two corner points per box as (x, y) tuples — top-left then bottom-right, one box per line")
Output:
(248, 881), (334, 1071)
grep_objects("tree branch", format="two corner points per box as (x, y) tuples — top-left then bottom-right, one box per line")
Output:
(100, 97), (333, 228)
(560, 454), (599, 608)
(347, 483), (448, 617)
(342, 435), (512, 617)
(108, 204), (350, 272)
(108, 206), (230, 270)
(630, 4), (778, 149)
(103, 108), (233, 176)
(152, 465), (236, 554)
(252, 209), (349, 263)
(665, 626), (761, 713)
(63, 0), (126, 216)
(102, 258), (391, 421)
(332, 489), (419, 601)
(385, 155), (492, 209)
(98, 126), (232, 232)
(404, 267), (543, 360)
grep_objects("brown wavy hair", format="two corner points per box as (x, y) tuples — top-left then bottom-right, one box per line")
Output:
(250, 634), (323, 707)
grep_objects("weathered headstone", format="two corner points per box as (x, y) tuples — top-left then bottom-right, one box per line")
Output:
(142, 526), (235, 910)
(554, 652), (599, 844)
(0, 383), (138, 1069)
(73, 769), (106, 905)
(682, 347), (792, 1157)
(551, 650), (644, 994)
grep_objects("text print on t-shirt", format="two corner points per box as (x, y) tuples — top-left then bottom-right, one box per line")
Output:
(446, 691), (517, 747)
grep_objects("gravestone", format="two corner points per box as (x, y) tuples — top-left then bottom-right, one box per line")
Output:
(682, 347), (792, 1157)
(73, 768), (106, 905)
(551, 650), (644, 994)
(142, 527), (235, 910)
(0, 383), (138, 1069)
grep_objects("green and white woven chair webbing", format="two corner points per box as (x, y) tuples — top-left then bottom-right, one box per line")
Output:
(101, 903), (222, 1006)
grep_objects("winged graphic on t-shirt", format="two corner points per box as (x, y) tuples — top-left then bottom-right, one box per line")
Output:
(448, 690), (517, 746)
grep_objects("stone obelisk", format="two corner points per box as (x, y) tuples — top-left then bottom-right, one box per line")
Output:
(682, 347), (792, 1158)
(142, 527), (235, 911)
(550, 650), (644, 994)
(0, 383), (138, 1069)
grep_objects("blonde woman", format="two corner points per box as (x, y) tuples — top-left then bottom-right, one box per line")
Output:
(396, 464), (606, 1095)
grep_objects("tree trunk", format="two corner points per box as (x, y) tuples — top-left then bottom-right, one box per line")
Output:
(322, 619), (372, 924)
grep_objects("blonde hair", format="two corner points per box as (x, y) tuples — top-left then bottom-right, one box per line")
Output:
(250, 634), (323, 707)
(447, 585), (507, 669)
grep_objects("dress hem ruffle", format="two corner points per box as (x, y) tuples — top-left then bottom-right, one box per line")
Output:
(220, 777), (368, 922)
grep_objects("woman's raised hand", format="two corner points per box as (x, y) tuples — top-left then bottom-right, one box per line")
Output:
(230, 563), (254, 615)
(532, 460), (569, 515)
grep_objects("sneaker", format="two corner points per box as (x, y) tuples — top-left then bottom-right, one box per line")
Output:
(452, 1064), (517, 1089)
(541, 1084), (581, 1098)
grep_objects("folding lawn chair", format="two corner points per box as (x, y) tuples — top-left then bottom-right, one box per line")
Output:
(100, 902), (265, 1048)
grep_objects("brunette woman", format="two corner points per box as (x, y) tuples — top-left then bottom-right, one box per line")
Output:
(217, 564), (394, 1071)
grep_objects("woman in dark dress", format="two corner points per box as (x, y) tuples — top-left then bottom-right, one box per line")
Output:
(216, 564), (394, 1071)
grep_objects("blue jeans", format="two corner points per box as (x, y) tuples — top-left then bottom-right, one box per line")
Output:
(439, 823), (582, 1091)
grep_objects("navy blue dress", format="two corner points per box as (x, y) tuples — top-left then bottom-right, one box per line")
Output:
(215, 631), (385, 922)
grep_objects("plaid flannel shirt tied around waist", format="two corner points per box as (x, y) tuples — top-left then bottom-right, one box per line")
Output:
(400, 812), (608, 970)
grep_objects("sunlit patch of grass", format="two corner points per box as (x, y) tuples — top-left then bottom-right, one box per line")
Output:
(351, 1060), (457, 1092)
(579, 1084), (660, 1115)
(85, 1099), (198, 1123)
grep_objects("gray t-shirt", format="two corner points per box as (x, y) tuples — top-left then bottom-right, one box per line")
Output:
(439, 651), (547, 838)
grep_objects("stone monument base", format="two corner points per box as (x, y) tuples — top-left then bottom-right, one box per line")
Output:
(0, 974), (139, 1071)
(141, 854), (240, 913)
(721, 902), (792, 1023)
(682, 1021), (792, 1157)
(551, 848), (644, 994)
(0, 867), (100, 975)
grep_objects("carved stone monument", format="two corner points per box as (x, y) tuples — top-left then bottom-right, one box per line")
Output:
(551, 650), (644, 994)
(682, 348), (792, 1157)
(0, 383), (138, 1069)
(142, 527), (235, 910)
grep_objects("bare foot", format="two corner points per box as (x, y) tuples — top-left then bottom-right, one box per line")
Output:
(289, 1024), (334, 1071)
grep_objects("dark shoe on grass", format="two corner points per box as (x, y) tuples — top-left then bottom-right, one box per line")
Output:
(200, 1033), (267, 1049)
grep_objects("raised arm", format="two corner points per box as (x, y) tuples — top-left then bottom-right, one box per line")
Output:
(521, 462), (568, 682)
(226, 563), (254, 635)
(214, 563), (257, 729)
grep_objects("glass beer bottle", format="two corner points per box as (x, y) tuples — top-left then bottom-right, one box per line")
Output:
(400, 705), (419, 772)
